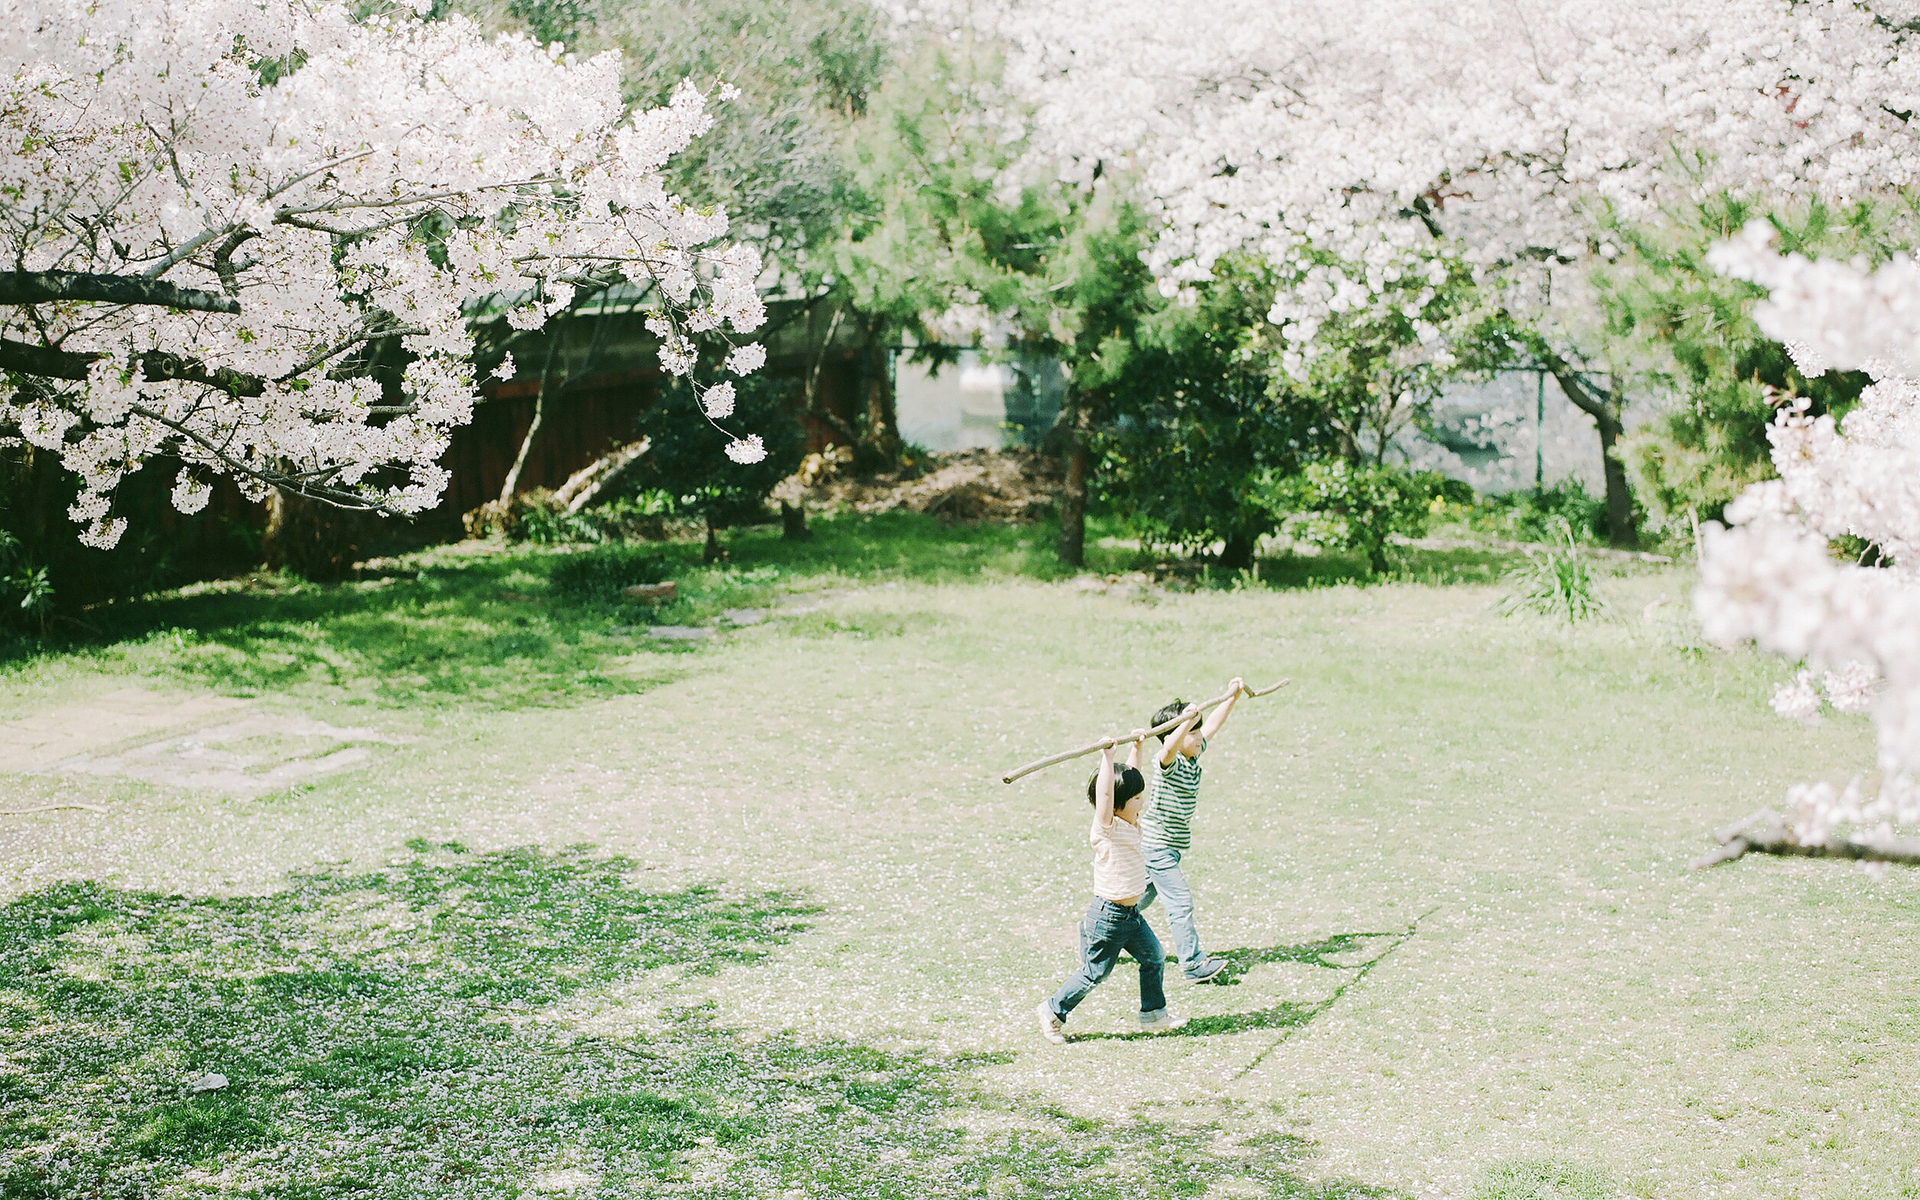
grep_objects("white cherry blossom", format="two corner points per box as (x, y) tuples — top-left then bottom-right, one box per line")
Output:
(965, 0), (1920, 373)
(0, 0), (766, 546)
(1700, 224), (1920, 848)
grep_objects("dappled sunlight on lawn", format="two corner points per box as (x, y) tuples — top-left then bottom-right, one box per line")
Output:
(1, 544), (1908, 1200)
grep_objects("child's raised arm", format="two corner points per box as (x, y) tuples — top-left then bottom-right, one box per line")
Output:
(1198, 677), (1246, 744)
(1160, 706), (1202, 766)
(1125, 728), (1149, 773)
(1094, 743), (1117, 827)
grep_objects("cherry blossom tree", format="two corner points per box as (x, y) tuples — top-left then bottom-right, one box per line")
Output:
(1692, 224), (1920, 868)
(983, 0), (1920, 545)
(0, 0), (767, 551)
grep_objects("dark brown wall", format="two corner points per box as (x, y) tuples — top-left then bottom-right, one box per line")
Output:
(440, 355), (870, 517)
(443, 371), (662, 516)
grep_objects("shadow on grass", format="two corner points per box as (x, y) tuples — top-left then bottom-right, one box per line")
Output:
(1238, 547), (1525, 591)
(721, 510), (1146, 582)
(0, 514), (1141, 701)
(3, 547), (710, 706)
(2, 843), (1402, 1199)
(1084, 927), (1417, 1044)
(0, 511), (1573, 706)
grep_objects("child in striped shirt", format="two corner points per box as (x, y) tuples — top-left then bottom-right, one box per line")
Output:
(1036, 732), (1183, 1043)
(1139, 676), (1246, 983)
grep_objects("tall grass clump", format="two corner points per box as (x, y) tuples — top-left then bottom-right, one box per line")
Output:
(1499, 519), (1606, 622)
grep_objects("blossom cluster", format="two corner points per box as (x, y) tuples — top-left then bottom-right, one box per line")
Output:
(0, 0), (768, 546)
(975, 0), (1920, 367)
(1699, 223), (1920, 844)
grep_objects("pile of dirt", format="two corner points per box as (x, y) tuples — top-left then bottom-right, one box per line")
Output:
(779, 447), (1061, 523)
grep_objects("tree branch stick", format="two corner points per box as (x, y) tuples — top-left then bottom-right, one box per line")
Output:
(1690, 812), (1920, 869)
(1001, 679), (1290, 784)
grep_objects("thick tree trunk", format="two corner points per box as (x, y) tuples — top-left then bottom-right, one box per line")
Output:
(263, 489), (361, 581)
(1547, 366), (1638, 549)
(780, 500), (811, 541)
(858, 341), (902, 467)
(1219, 528), (1258, 571)
(1595, 414), (1637, 549)
(1057, 398), (1090, 567)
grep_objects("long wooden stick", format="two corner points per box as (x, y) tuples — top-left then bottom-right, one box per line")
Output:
(1001, 679), (1290, 784)
(1690, 811), (1920, 869)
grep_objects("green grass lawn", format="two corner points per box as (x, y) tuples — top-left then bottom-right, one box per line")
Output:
(2, 517), (1912, 1199)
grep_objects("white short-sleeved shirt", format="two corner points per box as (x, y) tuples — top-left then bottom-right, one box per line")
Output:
(1090, 814), (1146, 901)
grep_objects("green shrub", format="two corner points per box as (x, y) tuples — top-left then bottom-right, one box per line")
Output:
(548, 545), (671, 605)
(0, 529), (54, 633)
(1459, 480), (1611, 544)
(1260, 461), (1434, 574)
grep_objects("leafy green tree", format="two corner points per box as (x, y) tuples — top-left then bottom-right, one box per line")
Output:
(1090, 267), (1323, 568)
(1593, 196), (1897, 527)
(626, 372), (808, 559)
(834, 33), (1169, 564)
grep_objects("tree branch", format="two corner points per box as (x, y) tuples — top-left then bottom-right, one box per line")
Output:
(1001, 679), (1291, 784)
(126, 403), (406, 515)
(1690, 812), (1920, 869)
(1529, 345), (1620, 432)
(141, 221), (239, 281)
(0, 270), (240, 314)
(0, 336), (267, 396)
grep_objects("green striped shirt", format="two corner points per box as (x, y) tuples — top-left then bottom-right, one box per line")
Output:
(1141, 738), (1206, 850)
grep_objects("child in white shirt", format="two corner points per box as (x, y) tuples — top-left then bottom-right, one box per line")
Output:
(1037, 732), (1181, 1043)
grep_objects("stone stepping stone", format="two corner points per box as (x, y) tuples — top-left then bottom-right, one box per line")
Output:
(52, 713), (411, 799)
(645, 626), (714, 641)
(719, 608), (765, 626)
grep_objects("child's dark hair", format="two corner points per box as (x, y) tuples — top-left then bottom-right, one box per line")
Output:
(1087, 764), (1146, 807)
(1151, 699), (1189, 740)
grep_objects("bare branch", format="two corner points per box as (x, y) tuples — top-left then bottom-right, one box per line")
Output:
(271, 177), (550, 216)
(0, 335), (264, 396)
(275, 321), (427, 383)
(262, 148), (379, 200)
(0, 270), (241, 314)
(212, 229), (260, 297)
(140, 221), (239, 280)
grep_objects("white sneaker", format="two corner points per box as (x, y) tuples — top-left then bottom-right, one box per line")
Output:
(1138, 1008), (1185, 1034)
(1036, 1002), (1067, 1044)
(1187, 957), (1229, 983)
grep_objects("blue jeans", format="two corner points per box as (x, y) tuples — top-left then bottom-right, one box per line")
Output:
(1139, 845), (1207, 976)
(1046, 897), (1167, 1020)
